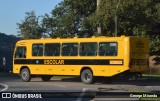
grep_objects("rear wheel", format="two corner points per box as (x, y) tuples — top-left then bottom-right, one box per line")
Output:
(20, 68), (31, 82)
(41, 75), (52, 81)
(81, 69), (94, 84)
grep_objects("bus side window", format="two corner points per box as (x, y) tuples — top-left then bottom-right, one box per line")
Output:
(69, 43), (78, 56)
(15, 47), (26, 58)
(99, 46), (105, 56)
(99, 42), (118, 56)
(80, 44), (87, 56)
(53, 44), (60, 56)
(80, 42), (97, 56)
(44, 43), (60, 56)
(62, 43), (78, 56)
(32, 44), (43, 56)
(62, 44), (70, 56)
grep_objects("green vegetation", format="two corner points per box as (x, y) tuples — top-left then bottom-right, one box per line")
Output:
(0, 33), (20, 71)
(140, 97), (160, 101)
(17, 0), (97, 38)
(17, 0), (160, 53)
(143, 74), (160, 77)
(129, 90), (147, 92)
(143, 74), (160, 82)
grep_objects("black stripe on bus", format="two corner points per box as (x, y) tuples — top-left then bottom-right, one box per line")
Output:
(14, 59), (123, 65)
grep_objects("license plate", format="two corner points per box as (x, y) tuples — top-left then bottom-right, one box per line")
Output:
(131, 59), (148, 65)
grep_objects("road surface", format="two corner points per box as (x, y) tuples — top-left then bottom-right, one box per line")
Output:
(0, 75), (160, 101)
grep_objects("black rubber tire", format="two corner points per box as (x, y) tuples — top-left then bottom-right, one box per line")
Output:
(41, 75), (52, 81)
(20, 68), (31, 82)
(81, 69), (94, 84)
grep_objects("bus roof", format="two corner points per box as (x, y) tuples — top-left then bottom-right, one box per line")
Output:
(16, 35), (144, 45)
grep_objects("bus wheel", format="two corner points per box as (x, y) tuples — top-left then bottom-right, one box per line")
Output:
(81, 69), (94, 84)
(41, 76), (52, 81)
(20, 68), (31, 82)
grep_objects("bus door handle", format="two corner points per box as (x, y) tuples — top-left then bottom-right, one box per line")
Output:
(36, 69), (39, 70)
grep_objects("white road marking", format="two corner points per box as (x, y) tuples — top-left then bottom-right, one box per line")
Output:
(39, 83), (66, 88)
(0, 83), (9, 92)
(76, 88), (88, 101)
(54, 85), (66, 88)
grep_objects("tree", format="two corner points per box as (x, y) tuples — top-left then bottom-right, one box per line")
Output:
(43, 0), (96, 38)
(88, 0), (160, 52)
(17, 0), (160, 52)
(17, 11), (45, 39)
(0, 33), (20, 72)
(89, 0), (160, 36)
(42, 14), (58, 37)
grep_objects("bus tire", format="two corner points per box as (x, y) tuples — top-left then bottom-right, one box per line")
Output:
(20, 68), (31, 82)
(41, 75), (52, 81)
(81, 69), (94, 84)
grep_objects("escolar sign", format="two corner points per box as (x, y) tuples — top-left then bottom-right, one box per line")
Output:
(44, 59), (64, 65)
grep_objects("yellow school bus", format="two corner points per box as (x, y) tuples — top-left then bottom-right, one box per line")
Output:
(13, 35), (149, 84)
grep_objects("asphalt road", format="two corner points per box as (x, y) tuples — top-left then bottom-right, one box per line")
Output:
(0, 76), (160, 101)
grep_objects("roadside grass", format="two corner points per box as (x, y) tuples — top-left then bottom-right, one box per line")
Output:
(129, 90), (146, 92)
(142, 74), (160, 81)
(143, 74), (160, 77)
(140, 97), (160, 101)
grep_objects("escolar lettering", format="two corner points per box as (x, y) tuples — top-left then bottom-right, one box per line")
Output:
(44, 60), (64, 65)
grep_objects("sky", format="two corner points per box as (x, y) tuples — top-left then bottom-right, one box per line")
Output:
(0, 0), (63, 36)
